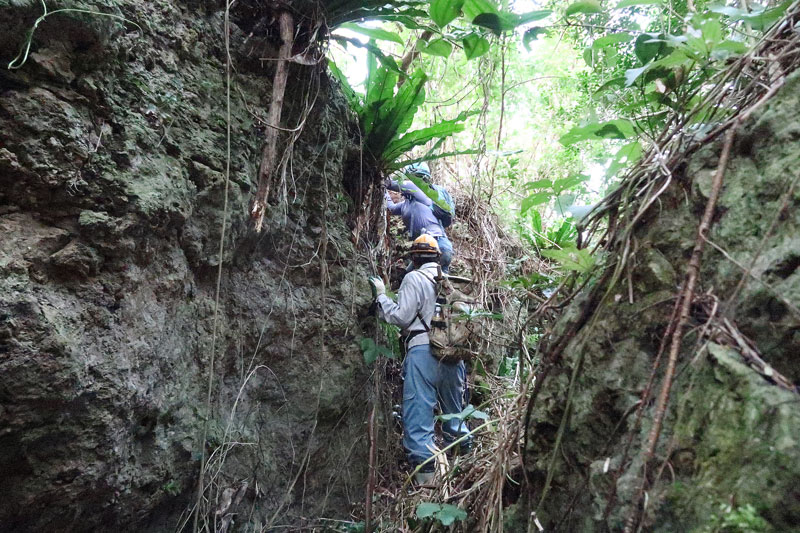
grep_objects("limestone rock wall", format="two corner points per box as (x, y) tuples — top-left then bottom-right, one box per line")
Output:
(0, 1), (371, 530)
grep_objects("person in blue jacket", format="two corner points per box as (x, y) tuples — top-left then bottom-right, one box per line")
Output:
(385, 163), (454, 273)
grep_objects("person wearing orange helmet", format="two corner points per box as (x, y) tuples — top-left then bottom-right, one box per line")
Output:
(368, 235), (470, 485)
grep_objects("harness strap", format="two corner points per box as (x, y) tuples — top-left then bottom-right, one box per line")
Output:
(403, 329), (427, 345)
(415, 311), (431, 333)
(411, 268), (439, 334)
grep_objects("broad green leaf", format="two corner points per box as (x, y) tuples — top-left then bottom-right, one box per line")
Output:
(591, 32), (634, 49)
(584, 47), (597, 68)
(393, 149), (481, 171)
(540, 246), (595, 273)
(604, 46), (620, 68)
(524, 179), (553, 190)
(634, 33), (668, 63)
(406, 173), (454, 213)
(359, 337), (396, 363)
(366, 68), (426, 156)
(436, 504), (468, 526)
(475, 9), (551, 34)
(652, 49), (691, 68)
(462, 0), (499, 20)
(416, 502), (440, 519)
(327, 59), (362, 112)
(376, 345), (396, 359)
(623, 49), (688, 89)
(382, 112), (471, 164)
(359, 337), (373, 352)
(463, 33), (490, 59)
(523, 26), (548, 50)
(594, 123), (627, 139)
(711, 39), (748, 60)
(615, 0), (661, 8)
(553, 175), (587, 193)
(437, 405), (489, 421)
(565, 0), (602, 17)
(337, 23), (404, 45)
(363, 47), (399, 139)
(594, 76), (626, 95)
(624, 64), (650, 86)
(418, 37), (453, 57)
(701, 19), (723, 48)
(606, 141), (642, 178)
(360, 338), (378, 365)
(514, 9), (552, 24)
(521, 191), (552, 213)
(463, 405), (489, 420)
(430, 0), (464, 27)
(728, 0), (792, 31)
(605, 119), (636, 138)
(559, 119), (635, 145)
(472, 12), (504, 34)
(685, 30), (708, 57)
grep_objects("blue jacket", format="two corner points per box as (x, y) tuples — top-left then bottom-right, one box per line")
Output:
(385, 179), (445, 239)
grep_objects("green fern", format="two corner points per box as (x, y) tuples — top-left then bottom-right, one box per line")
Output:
(329, 49), (472, 174)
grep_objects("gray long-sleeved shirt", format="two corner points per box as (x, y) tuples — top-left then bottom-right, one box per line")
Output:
(376, 262), (438, 349)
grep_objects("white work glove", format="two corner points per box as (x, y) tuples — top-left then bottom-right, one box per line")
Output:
(368, 276), (385, 298)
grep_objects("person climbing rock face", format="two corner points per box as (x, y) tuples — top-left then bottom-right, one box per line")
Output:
(385, 162), (455, 273)
(368, 235), (471, 486)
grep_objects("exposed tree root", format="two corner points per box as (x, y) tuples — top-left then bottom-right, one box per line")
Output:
(624, 125), (736, 533)
(251, 10), (294, 232)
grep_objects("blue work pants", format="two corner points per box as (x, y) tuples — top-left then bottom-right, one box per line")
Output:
(434, 235), (453, 273)
(402, 344), (469, 468)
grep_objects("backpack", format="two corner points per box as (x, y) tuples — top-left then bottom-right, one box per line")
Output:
(416, 268), (480, 363)
(430, 184), (455, 229)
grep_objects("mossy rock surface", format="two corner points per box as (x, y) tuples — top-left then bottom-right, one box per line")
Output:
(521, 71), (800, 532)
(0, 1), (374, 531)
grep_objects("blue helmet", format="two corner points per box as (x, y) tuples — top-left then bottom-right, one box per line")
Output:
(404, 162), (431, 180)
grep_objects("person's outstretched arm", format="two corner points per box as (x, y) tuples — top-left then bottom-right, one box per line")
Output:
(385, 190), (404, 214)
(376, 274), (422, 328)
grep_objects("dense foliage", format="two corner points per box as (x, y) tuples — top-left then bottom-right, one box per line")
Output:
(328, 0), (792, 278)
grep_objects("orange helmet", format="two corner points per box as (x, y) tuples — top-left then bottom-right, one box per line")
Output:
(410, 234), (441, 256)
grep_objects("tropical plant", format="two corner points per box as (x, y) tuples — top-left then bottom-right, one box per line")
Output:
(436, 404), (490, 422)
(359, 336), (396, 365)
(415, 501), (468, 526)
(559, 0), (795, 165)
(330, 50), (473, 174)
